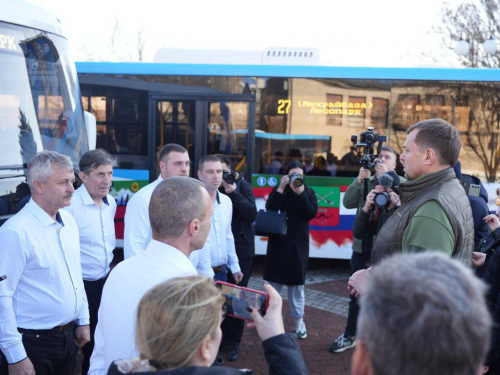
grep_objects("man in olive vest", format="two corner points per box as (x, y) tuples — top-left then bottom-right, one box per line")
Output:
(348, 118), (474, 297)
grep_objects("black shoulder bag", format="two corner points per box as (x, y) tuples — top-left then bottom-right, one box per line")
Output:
(254, 209), (287, 238)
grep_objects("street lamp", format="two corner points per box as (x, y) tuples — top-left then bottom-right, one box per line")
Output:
(454, 36), (498, 66)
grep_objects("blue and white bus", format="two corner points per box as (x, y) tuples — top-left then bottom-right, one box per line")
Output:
(0, 0), (96, 225)
(76, 60), (500, 259)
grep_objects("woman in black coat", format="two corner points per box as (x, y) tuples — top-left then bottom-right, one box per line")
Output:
(263, 160), (318, 340)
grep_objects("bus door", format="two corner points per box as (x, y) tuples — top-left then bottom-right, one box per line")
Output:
(152, 95), (255, 179)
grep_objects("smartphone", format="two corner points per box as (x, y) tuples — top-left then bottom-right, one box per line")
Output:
(215, 281), (269, 322)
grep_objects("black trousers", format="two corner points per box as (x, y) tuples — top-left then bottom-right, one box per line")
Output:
(82, 277), (107, 375)
(221, 256), (254, 345)
(0, 326), (77, 375)
(344, 250), (368, 338)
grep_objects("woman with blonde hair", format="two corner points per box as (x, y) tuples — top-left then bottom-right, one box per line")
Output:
(107, 275), (307, 375)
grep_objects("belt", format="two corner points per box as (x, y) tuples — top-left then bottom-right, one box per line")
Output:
(51, 322), (74, 331)
(18, 321), (74, 333)
(212, 266), (224, 273)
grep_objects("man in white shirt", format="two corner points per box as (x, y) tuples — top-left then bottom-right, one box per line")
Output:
(123, 144), (213, 278)
(197, 155), (243, 284)
(88, 177), (213, 375)
(64, 149), (118, 375)
(0, 151), (90, 375)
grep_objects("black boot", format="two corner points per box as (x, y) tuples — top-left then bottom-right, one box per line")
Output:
(228, 343), (240, 362)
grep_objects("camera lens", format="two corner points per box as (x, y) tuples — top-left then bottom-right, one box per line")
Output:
(374, 192), (390, 208)
(223, 171), (235, 185)
(289, 173), (303, 187)
(365, 133), (375, 143)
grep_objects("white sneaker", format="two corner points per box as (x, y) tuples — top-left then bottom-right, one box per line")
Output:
(295, 318), (307, 339)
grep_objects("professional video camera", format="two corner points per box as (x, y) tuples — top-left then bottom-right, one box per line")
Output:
(351, 127), (387, 169)
(289, 172), (303, 187)
(223, 170), (240, 185)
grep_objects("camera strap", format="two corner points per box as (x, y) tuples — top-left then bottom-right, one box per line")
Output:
(369, 207), (380, 229)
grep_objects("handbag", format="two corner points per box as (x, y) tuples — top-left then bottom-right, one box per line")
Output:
(254, 209), (287, 237)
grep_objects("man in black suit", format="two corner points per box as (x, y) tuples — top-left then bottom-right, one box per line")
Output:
(216, 154), (257, 362)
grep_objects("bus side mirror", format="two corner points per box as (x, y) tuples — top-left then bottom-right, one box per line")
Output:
(84, 111), (97, 150)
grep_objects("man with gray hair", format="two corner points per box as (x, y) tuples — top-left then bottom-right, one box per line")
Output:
(0, 151), (90, 375)
(89, 177), (213, 375)
(351, 252), (491, 375)
(64, 149), (118, 375)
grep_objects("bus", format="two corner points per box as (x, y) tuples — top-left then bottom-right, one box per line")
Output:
(0, 0), (96, 225)
(76, 61), (500, 259)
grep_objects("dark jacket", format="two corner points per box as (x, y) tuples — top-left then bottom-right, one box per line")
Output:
(371, 168), (474, 266)
(353, 205), (394, 266)
(263, 185), (318, 285)
(453, 161), (490, 251)
(107, 333), (308, 375)
(478, 228), (500, 367)
(220, 178), (258, 260)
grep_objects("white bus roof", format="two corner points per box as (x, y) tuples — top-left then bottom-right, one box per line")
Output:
(154, 47), (320, 66)
(0, 0), (64, 37)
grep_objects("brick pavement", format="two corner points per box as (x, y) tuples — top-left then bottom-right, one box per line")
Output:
(222, 257), (354, 374)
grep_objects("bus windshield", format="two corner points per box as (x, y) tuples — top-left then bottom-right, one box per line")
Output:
(0, 21), (87, 171)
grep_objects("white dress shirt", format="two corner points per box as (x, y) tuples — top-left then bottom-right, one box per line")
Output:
(203, 192), (240, 274)
(123, 175), (213, 278)
(65, 185), (117, 281)
(88, 240), (197, 375)
(123, 175), (163, 260)
(0, 199), (89, 364)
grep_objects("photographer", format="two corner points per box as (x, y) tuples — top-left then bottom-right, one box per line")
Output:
(263, 160), (318, 340)
(330, 145), (405, 353)
(216, 154), (258, 362)
(352, 177), (401, 242)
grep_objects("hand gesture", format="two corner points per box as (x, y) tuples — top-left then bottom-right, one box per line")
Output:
(473, 252), (486, 268)
(362, 189), (377, 213)
(247, 282), (285, 342)
(387, 189), (400, 211)
(221, 180), (236, 194)
(484, 214), (500, 232)
(357, 167), (371, 183)
(290, 181), (305, 195)
(233, 271), (244, 284)
(75, 325), (90, 348)
(277, 175), (290, 194)
(347, 267), (373, 298)
(374, 162), (388, 178)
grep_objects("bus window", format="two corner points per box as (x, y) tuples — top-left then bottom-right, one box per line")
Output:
(156, 100), (195, 177)
(207, 102), (249, 178)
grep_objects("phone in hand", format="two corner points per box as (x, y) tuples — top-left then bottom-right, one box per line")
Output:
(216, 281), (269, 322)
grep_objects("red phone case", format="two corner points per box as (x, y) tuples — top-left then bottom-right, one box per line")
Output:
(216, 281), (270, 322)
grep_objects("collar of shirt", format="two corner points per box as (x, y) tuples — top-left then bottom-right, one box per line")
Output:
(80, 184), (109, 207)
(28, 198), (64, 226)
(144, 239), (195, 271)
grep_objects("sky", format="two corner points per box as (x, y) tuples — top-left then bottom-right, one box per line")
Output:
(34, 0), (465, 67)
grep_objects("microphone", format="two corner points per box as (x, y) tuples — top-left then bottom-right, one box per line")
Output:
(378, 171), (400, 193)
(378, 173), (393, 189)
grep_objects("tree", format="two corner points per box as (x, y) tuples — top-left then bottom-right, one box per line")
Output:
(77, 19), (146, 62)
(434, 0), (500, 68)
(431, 0), (500, 181)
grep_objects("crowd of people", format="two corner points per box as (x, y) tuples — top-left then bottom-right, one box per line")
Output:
(0, 117), (500, 375)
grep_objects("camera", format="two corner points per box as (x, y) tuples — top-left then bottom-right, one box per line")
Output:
(289, 172), (303, 187)
(223, 170), (240, 185)
(374, 191), (390, 208)
(351, 127), (387, 169)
